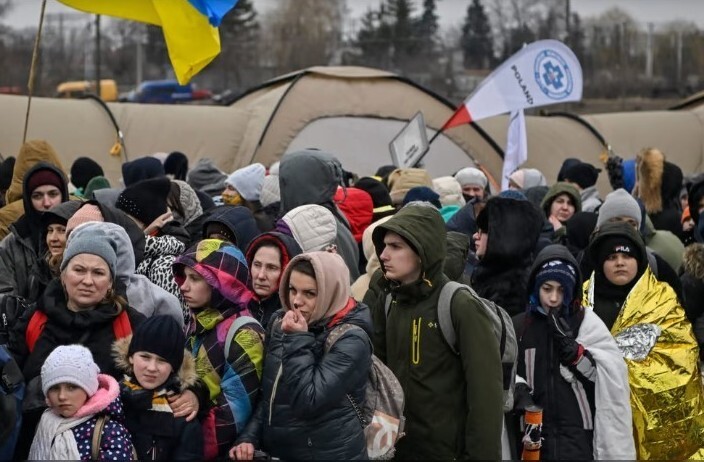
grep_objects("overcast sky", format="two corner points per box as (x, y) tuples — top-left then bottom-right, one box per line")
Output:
(4, 0), (704, 29)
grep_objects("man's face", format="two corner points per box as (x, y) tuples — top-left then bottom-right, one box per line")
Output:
(462, 184), (485, 201)
(30, 185), (61, 211)
(607, 216), (639, 231)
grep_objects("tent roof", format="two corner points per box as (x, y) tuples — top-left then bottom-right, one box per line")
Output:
(0, 66), (703, 192)
(224, 65), (503, 177)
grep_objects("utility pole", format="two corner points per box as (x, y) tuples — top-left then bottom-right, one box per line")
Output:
(95, 14), (101, 98)
(645, 22), (653, 79)
(676, 29), (683, 86)
(565, 0), (571, 44)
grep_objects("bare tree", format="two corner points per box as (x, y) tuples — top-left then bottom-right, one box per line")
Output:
(260, 0), (346, 73)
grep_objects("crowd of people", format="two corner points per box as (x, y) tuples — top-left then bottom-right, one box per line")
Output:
(0, 140), (703, 460)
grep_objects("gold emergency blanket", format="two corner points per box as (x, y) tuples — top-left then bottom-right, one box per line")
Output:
(584, 268), (704, 460)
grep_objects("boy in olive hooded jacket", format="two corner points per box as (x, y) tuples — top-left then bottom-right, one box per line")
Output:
(364, 203), (503, 460)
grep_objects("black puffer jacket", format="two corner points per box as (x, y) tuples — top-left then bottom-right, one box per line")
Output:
(471, 197), (543, 316)
(236, 303), (372, 460)
(512, 245), (595, 460)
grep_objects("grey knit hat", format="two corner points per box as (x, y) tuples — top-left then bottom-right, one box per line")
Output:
(61, 227), (118, 278)
(596, 188), (642, 228)
(455, 167), (487, 188)
(41, 344), (100, 396)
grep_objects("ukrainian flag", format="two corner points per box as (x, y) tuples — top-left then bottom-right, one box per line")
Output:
(57, 0), (239, 84)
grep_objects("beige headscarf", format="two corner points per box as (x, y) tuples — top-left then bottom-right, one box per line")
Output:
(279, 251), (351, 324)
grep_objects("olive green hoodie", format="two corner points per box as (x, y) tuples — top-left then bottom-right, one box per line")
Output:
(365, 204), (503, 460)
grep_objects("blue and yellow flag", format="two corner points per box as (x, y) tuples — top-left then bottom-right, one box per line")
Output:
(57, 0), (239, 84)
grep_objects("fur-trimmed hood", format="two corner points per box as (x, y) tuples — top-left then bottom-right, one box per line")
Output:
(636, 148), (683, 214)
(683, 243), (704, 281)
(112, 336), (197, 391)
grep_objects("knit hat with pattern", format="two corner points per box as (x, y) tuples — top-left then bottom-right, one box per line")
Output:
(41, 345), (100, 396)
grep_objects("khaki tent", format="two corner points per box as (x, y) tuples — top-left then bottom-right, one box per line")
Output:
(0, 66), (703, 193)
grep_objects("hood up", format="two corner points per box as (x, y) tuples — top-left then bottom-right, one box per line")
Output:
(278, 251), (352, 325)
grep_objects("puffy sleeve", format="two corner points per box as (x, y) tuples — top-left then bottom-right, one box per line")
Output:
(281, 328), (372, 418)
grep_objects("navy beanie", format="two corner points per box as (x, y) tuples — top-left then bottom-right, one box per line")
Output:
(128, 315), (185, 373)
(533, 259), (577, 310)
(403, 186), (442, 209)
(498, 189), (527, 201)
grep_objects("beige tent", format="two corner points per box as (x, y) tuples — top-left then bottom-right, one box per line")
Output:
(0, 66), (703, 193)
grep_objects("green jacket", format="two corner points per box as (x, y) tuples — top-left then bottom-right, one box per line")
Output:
(364, 205), (503, 460)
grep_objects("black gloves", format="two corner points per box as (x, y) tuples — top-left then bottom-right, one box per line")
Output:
(513, 382), (534, 413)
(548, 310), (583, 365)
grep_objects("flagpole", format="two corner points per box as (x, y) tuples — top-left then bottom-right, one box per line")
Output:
(22, 0), (48, 143)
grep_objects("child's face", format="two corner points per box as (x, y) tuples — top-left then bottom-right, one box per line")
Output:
(47, 383), (89, 418)
(129, 352), (174, 390)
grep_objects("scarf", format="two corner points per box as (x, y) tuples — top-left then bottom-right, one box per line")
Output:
(593, 268), (642, 307)
(121, 376), (175, 414)
(29, 408), (92, 460)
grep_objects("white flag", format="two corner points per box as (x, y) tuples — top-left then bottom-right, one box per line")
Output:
(443, 39), (582, 129)
(502, 109), (528, 191)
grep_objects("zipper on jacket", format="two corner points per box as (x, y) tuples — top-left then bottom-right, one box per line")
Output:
(411, 317), (422, 365)
(269, 364), (283, 425)
(548, 332), (558, 459)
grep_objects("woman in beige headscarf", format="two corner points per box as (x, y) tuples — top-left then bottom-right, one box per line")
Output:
(230, 251), (372, 460)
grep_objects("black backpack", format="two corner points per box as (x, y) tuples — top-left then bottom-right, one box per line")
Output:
(0, 293), (29, 347)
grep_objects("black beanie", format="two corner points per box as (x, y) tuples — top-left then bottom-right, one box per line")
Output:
(564, 162), (601, 189)
(122, 157), (165, 187)
(557, 158), (581, 182)
(116, 177), (170, 226)
(128, 315), (185, 373)
(356, 177), (392, 208)
(594, 235), (644, 270)
(164, 151), (189, 181)
(71, 157), (104, 190)
(0, 157), (15, 191)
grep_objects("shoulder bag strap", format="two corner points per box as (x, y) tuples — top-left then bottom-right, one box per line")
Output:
(91, 414), (109, 460)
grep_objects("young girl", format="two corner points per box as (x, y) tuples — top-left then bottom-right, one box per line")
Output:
(114, 315), (204, 460)
(173, 239), (265, 459)
(29, 345), (134, 461)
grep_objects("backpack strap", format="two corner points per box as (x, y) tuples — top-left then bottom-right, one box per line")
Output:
(28, 310), (131, 353)
(112, 310), (132, 339)
(26, 311), (48, 353)
(324, 323), (364, 353)
(437, 281), (508, 358)
(224, 316), (261, 358)
(437, 281), (463, 355)
(91, 414), (109, 460)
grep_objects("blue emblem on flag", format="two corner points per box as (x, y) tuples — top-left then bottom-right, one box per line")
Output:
(534, 49), (573, 100)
